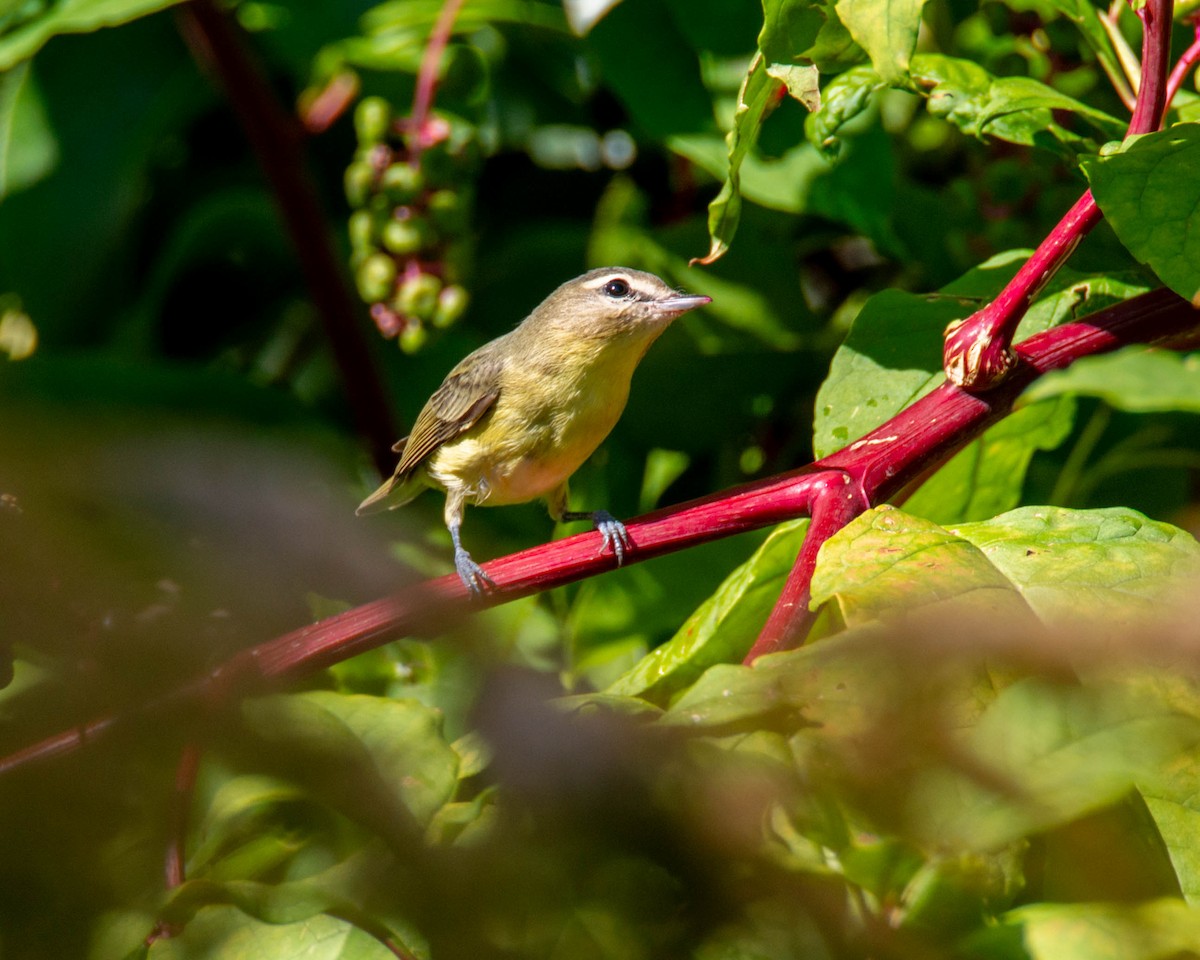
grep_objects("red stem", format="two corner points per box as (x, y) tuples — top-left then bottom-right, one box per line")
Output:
(177, 0), (398, 475)
(1166, 21), (1200, 106)
(942, 0), (1174, 390)
(747, 472), (868, 660)
(165, 742), (202, 889)
(0, 288), (1194, 777)
(409, 0), (466, 159)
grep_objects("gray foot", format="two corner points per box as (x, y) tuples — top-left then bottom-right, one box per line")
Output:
(591, 510), (632, 565)
(454, 546), (495, 597)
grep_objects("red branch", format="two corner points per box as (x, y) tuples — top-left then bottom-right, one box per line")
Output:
(177, 0), (398, 475)
(941, 0), (1174, 390)
(1167, 19), (1200, 105)
(0, 288), (1195, 777)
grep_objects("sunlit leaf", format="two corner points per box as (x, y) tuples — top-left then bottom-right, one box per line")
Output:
(903, 396), (1075, 524)
(0, 61), (57, 198)
(604, 520), (809, 704)
(810, 506), (1039, 629)
(952, 506), (1200, 631)
(1025, 347), (1200, 413)
(979, 899), (1200, 959)
(1084, 124), (1200, 305)
(910, 53), (1125, 153)
(836, 0), (926, 82)
(0, 0), (189, 71)
(562, 0), (623, 35)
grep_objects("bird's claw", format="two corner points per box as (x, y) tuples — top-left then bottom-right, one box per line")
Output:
(455, 547), (496, 598)
(592, 510), (632, 566)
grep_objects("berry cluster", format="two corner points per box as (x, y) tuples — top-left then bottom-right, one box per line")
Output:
(345, 96), (477, 352)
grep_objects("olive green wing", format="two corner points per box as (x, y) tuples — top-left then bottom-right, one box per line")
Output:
(394, 347), (503, 477)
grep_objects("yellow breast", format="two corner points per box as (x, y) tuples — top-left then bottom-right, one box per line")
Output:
(425, 345), (637, 506)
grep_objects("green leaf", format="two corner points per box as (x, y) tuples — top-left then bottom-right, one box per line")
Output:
(146, 903), (400, 959)
(1025, 347), (1200, 413)
(0, 61), (57, 198)
(0, 0), (189, 71)
(903, 396), (1076, 524)
(240, 692), (461, 831)
(813, 505), (1200, 633)
(812, 289), (973, 458)
(1084, 124), (1200, 305)
(1142, 749), (1200, 902)
(953, 505), (1200, 631)
(910, 53), (1126, 153)
(810, 507), (1040, 629)
(835, 0), (926, 82)
(604, 520), (809, 704)
(805, 63), (884, 155)
(981, 899), (1200, 959)
(562, 0), (624, 34)
(692, 54), (785, 265)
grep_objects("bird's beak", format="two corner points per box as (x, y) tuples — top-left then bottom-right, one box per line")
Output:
(653, 294), (712, 316)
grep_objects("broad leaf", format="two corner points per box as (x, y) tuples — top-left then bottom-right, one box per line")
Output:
(0, 61), (57, 198)
(604, 520), (809, 704)
(910, 53), (1125, 153)
(978, 899), (1200, 959)
(0, 0), (188, 71)
(1084, 124), (1200, 305)
(903, 396), (1075, 524)
(1025, 347), (1200, 413)
(240, 692), (460, 830)
(835, 0), (926, 83)
(810, 506), (1039, 629)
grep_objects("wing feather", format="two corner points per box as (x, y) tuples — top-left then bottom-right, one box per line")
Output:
(394, 348), (503, 477)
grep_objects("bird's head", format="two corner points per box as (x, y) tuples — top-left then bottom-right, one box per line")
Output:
(533, 267), (711, 339)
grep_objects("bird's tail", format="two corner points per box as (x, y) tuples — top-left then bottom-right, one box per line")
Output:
(356, 457), (426, 516)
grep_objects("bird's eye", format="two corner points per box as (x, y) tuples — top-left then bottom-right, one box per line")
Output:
(603, 279), (630, 298)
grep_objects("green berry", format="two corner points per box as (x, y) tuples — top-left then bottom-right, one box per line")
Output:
(343, 161), (375, 208)
(354, 96), (392, 144)
(399, 322), (429, 354)
(432, 284), (469, 328)
(396, 272), (442, 320)
(379, 163), (423, 204)
(356, 253), (397, 303)
(348, 210), (376, 251)
(381, 217), (430, 255)
(427, 189), (467, 234)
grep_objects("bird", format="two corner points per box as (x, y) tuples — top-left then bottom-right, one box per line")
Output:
(357, 266), (711, 595)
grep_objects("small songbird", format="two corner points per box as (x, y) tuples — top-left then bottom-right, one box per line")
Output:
(357, 267), (711, 595)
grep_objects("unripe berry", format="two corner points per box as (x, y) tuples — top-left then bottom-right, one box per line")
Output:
(348, 210), (376, 251)
(381, 217), (430, 255)
(432, 284), (469, 328)
(399, 322), (429, 354)
(354, 96), (392, 144)
(343, 161), (375, 208)
(427, 189), (467, 234)
(356, 253), (397, 303)
(380, 163), (423, 204)
(396, 272), (442, 320)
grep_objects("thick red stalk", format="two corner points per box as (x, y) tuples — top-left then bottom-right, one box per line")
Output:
(747, 472), (868, 660)
(0, 288), (1194, 777)
(942, 0), (1174, 390)
(177, 0), (398, 474)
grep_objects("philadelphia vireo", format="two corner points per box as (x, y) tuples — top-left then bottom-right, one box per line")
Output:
(357, 267), (711, 595)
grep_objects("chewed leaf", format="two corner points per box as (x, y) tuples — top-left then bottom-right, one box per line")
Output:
(910, 53), (1125, 154)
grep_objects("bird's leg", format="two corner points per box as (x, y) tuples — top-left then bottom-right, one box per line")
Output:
(445, 490), (494, 597)
(549, 484), (632, 566)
